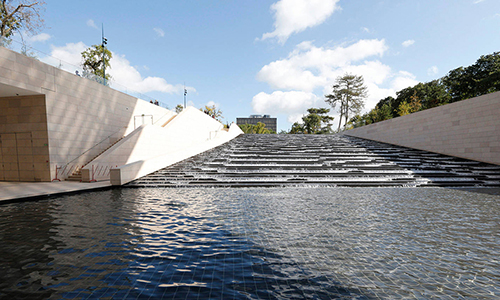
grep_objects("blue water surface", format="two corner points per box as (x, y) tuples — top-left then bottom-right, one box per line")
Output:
(0, 187), (499, 299)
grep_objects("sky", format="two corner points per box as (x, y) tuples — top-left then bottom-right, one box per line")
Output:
(8, 0), (500, 132)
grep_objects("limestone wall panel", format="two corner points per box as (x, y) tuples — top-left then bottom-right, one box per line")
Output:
(1, 46), (177, 181)
(345, 91), (500, 165)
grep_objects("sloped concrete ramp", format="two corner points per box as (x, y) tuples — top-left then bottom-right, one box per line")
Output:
(126, 134), (500, 188)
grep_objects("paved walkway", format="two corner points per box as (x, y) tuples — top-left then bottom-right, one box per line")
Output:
(0, 181), (112, 204)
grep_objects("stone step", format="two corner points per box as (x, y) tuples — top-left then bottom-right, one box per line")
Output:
(125, 134), (500, 188)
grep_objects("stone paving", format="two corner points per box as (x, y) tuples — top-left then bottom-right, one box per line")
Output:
(127, 134), (500, 188)
(0, 181), (111, 203)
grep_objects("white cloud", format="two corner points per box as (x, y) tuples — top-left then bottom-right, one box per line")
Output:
(252, 90), (320, 116)
(261, 0), (341, 44)
(361, 27), (370, 33)
(27, 33), (51, 43)
(87, 19), (98, 29)
(391, 71), (419, 92)
(206, 101), (220, 108)
(473, 0), (485, 4)
(40, 42), (193, 96)
(253, 39), (420, 129)
(109, 53), (188, 94)
(257, 39), (389, 92)
(402, 39), (415, 47)
(427, 65), (439, 76)
(40, 42), (87, 73)
(153, 28), (165, 37)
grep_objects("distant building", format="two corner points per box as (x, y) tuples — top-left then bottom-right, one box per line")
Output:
(236, 115), (277, 133)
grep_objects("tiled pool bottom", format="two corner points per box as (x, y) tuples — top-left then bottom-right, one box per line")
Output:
(1, 188), (499, 299)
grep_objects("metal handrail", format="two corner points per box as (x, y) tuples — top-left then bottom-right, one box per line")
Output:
(61, 128), (124, 172)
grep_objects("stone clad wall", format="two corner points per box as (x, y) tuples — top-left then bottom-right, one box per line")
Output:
(345, 91), (500, 166)
(0, 46), (174, 181)
(0, 95), (50, 181)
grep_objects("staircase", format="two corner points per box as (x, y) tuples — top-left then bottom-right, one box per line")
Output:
(125, 134), (500, 188)
(64, 136), (125, 182)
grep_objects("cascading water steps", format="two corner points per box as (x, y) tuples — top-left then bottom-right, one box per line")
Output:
(126, 134), (500, 188)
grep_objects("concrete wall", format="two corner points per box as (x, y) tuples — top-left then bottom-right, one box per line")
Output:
(110, 123), (242, 186)
(345, 91), (500, 165)
(82, 107), (243, 184)
(0, 46), (175, 181)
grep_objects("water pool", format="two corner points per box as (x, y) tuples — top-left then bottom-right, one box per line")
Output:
(1, 188), (499, 299)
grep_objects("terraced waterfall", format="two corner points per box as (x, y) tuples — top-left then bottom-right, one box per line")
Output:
(127, 134), (500, 188)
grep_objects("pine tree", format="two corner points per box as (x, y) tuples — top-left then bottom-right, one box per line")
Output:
(325, 74), (367, 131)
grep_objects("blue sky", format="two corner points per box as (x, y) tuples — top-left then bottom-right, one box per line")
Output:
(9, 0), (500, 131)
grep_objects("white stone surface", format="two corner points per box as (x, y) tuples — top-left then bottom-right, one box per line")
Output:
(345, 91), (500, 166)
(81, 107), (243, 184)
(1, 46), (243, 183)
(0, 46), (175, 180)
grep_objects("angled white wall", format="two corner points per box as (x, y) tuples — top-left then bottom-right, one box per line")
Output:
(0, 46), (175, 181)
(81, 107), (243, 184)
(345, 91), (500, 166)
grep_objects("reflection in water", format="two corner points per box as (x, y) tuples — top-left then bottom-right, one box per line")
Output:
(0, 188), (499, 299)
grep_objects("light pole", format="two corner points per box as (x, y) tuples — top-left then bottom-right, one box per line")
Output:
(184, 86), (187, 108)
(102, 24), (107, 86)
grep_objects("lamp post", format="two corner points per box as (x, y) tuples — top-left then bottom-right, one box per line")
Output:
(102, 24), (107, 86)
(184, 86), (187, 108)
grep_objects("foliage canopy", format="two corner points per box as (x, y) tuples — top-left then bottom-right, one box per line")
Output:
(348, 51), (500, 129)
(81, 44), (112, 85)
(239, 122), (274, 134)
(289, 108), (333, 134)
(0, 0), (45, 40)
(325, 74), (367, 131)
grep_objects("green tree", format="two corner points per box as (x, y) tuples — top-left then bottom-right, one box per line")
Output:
(201, 105), (223, 122)
(0, 0), (45, 45)
(289, 108), (334, 134)
(289, 122), (305, 134)
(472, 52), (500, 96)
(239, 123), (255, 134)
(175, 104), (183, 114)
(254, 122), (271, 134)
(238, 122), (272, 134)
(376, 104), (393, 121)
(442, 67), (471, 102)
(81, 44), (112, 85)
(325, 73), (367, 131)
(397, 101), (411, 116)
(443, 52), (500, 102)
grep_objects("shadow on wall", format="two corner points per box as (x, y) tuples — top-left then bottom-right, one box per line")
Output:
(81, 107), (243, 185)
(0, 46), (175, 181)
(0, 95), (50, 182)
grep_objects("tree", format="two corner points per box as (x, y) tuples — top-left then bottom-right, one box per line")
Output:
(0, 0), (45, 45)
(238, 122), (272, 134)
(397, 101), (411, 116)
(289, 108), (334, 134)
(201, 105), (223, 122)
(289, 122), (305, 134)
(239, 123), (254, 134)
(81, 44), (112, 85)
(376, 104), (393, 121)
(442, 52), (500, 103)
(471, 52), (500, 96)
(325, 73), (367, 131)
(175, 104), (183, 114)
(253, 122), (271, 134)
